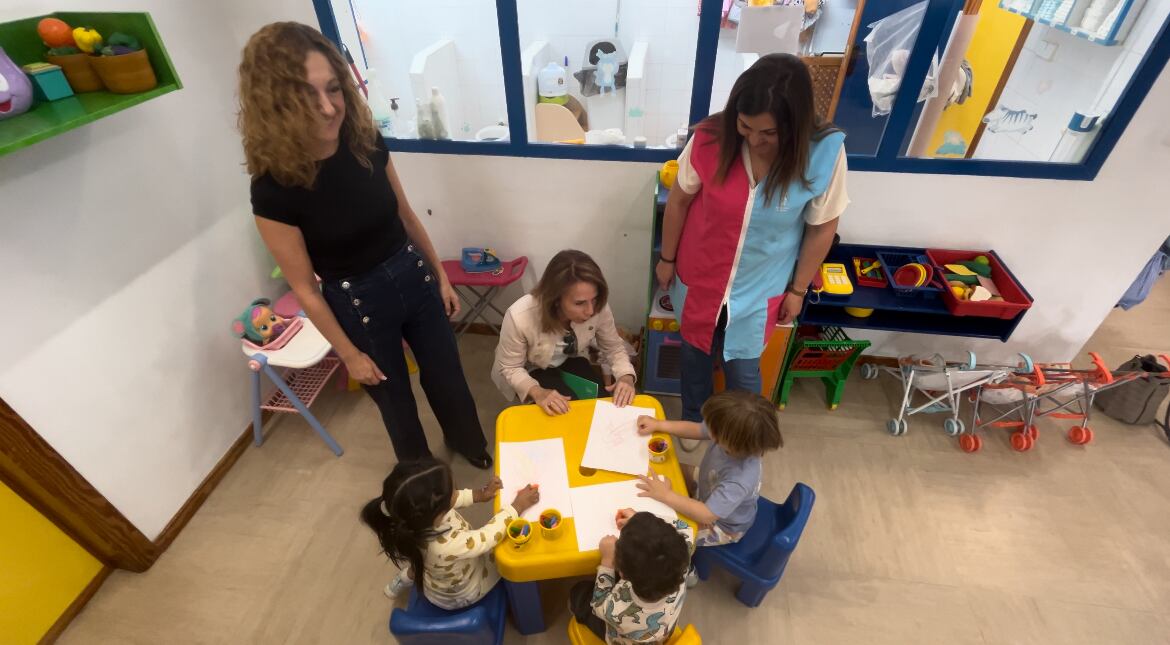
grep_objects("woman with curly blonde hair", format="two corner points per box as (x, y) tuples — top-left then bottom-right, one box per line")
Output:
(239, 22), (491, 468)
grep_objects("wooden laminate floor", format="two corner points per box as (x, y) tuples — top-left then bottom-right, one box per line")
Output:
(60, 278), (1170, 644)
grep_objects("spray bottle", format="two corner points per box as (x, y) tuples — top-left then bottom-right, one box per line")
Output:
(364, 68), (394, 137)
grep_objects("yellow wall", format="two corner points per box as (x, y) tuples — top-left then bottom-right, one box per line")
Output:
(929, 5), (1028, 157)
(0, 481), (103, 644)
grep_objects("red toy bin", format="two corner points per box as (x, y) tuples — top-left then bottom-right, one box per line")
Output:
(926, 249), (1033, 319)
(852, 257), (888, 288)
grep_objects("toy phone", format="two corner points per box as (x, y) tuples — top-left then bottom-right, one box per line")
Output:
(816, 263), (854, 295)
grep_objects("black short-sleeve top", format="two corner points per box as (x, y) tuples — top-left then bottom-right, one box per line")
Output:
(250, 135), (407, 281)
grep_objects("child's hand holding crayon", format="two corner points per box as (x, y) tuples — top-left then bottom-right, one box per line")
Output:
(512, 484), (540, 515)
(636, 415), (661, 435)
(614, 507), (636, 530)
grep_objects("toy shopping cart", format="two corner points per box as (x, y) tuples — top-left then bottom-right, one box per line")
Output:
(775, 326), (871, 410)
(861, 352), (1024, 440)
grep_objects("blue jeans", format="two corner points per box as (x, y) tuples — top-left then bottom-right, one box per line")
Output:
(680, 317), (762, 422)
(322, 243), (486, 461)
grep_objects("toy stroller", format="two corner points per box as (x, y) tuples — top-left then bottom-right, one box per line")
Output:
(971, 352), (1159, 451)
(862, 352), (1027, 441)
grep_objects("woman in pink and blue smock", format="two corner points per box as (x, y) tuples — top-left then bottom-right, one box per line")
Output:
(656, 54), (850, 421)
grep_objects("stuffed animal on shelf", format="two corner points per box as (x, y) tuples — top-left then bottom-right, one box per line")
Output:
(232, 298), (293, 345)
(0, 47), (34, 120)
(595, 50), (618, 95)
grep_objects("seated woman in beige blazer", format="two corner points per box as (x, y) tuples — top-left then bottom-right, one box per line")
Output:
(492, 249), (636, 416)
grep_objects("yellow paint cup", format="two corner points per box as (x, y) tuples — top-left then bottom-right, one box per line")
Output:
(538, 509), (563, 540)
(648, 437), (670, 464)
(506, 518), (532, 548)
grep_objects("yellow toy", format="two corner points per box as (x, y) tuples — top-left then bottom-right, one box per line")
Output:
(659, 160), (679, 188)
(816, 262), (854, 295)
(71, 27), (102, 53)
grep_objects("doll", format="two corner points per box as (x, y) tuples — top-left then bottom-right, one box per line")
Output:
(232, 298), (292, 345)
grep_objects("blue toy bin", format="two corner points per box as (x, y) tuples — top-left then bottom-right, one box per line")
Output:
(874, 250), (943, 300)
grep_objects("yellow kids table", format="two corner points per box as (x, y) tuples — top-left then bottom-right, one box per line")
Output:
(493, 394), (695, 634)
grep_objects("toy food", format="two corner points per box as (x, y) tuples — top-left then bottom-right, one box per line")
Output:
(37, 18), (75, 48)
(231, 298), (293, 345)
(969, 286), (992, 302)
(72, 27), (103, 54)
(100, 32), (142, 57)
(956, 260), (992, 278)
(946, 273), (978, 285)
(976, 275), (1000, 296)
(973, 255), (990, 265)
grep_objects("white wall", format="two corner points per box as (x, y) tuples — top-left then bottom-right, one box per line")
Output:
(0, 0), (318, 538)
(392, 156), (657, 332)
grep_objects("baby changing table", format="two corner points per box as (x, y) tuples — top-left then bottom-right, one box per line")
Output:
(242, 316), (344, 456)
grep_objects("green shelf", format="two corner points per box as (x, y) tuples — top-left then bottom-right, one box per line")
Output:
(0, 11), (181, 156)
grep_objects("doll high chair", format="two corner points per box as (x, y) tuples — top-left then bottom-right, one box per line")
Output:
(242, 316), (344, 456)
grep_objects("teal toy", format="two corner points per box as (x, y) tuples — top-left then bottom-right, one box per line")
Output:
(22, 63), (74, 102)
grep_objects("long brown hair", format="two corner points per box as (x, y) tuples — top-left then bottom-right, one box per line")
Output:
(696, 53), (838, 206)
(237, 22), (376, 188)
(360, 458), (453, 590)
(532, 250), (609, 333)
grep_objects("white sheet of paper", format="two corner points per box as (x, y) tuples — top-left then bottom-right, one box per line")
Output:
(497, 439), (574, 521)
(569, 480), (679, 551)
(580, 401), (655, 476)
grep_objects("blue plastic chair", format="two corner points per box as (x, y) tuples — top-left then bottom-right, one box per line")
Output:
(691, 483), (815, 607)
(388, 582), (507, 645)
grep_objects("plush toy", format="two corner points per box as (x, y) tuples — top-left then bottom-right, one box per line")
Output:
(232, 298), (292, 345)
(0, 47), (34, 121)
(595, 50), (618, 95)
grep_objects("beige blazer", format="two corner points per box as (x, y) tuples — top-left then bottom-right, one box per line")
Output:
(492, 294), (636, 402)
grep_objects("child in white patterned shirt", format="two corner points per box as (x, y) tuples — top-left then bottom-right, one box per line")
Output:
(569, 509), (694, 644)
(360, 457), (539, 609)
